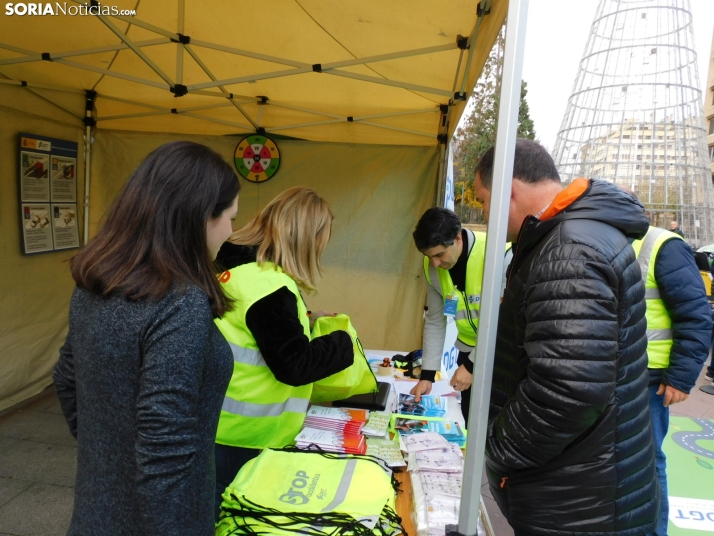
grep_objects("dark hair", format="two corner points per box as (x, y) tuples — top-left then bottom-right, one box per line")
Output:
(71, 141), (240, 317)
(413, 207), (461, 251)
(475, 138), (560, 190)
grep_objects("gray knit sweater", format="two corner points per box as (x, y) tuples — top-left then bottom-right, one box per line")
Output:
(54, 285), (233, 535)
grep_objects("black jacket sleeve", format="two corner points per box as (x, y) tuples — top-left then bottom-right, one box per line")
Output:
(246, 286), (354, 386)
(654, 238), (712, 392)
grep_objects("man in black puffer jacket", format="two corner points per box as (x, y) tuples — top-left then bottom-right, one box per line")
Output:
(473, 139), (658, 536)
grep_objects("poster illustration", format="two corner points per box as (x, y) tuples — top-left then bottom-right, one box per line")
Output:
(21, 204), (53, 253)
(51, 204), (80, 250)
(51, 156), (77, 202)
(20, 151), (50, 201)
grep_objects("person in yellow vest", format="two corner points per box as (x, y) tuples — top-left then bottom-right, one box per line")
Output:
(632, 224), (712, 536)
(212, 187), (355, 519)
(410, 207), (488, 423)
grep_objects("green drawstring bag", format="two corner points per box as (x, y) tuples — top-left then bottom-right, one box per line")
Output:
(310, 314), (378, 403)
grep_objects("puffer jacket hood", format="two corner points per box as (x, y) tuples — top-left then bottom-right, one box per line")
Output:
(517, 179), (649, 257)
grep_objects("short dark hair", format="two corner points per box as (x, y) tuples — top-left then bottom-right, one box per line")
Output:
(413, 207), (461, 251)
(475, 138), (560, 190)
(71, 141), (240, 317)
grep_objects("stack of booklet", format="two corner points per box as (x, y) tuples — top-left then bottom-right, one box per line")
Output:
(303, 406), (368, 434)
(394, 418), (466, 447)
(397, 394), (447, 417)
(294, 406), (368, 454)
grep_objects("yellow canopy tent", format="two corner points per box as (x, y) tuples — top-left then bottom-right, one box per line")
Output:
(0, 0), (506, 411)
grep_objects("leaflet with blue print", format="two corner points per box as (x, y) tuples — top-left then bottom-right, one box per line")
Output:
(397, 393), (447, 417)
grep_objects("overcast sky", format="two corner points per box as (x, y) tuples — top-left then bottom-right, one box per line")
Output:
(518, 0), (714, 151)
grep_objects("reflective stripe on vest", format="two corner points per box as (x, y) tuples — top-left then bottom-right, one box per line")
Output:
(632, 227), (682, 369)
(215, 262), (313, 448)
(222, 396), (309, 418)
(423, 230), (488, 348)
(229, 341), (266, 367)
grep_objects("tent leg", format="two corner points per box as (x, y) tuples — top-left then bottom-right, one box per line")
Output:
(452, 0), (530, 535)
(83, 90), (96, 246)
(435, 142), (448, 207)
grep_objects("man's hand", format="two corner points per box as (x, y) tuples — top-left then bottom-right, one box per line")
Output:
(309, 310), (337, 328)
(410, 380), (433, 402)
(657, 383), (689, 407)
(449, 365), (473, 392)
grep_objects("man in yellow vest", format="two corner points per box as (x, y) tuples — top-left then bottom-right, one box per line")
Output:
(632, 224), (712, 536)
(411, 207), (486, 423)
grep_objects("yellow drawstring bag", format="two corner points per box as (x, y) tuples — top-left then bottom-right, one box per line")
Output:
(310, 314), (378, 403)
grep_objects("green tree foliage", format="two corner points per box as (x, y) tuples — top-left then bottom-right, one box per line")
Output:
(454, 29), (537, 209)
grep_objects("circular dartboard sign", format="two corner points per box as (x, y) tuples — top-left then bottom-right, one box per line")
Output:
(234, 135), (280, 183)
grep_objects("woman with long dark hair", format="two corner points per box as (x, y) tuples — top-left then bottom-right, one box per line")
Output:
(54, 141), (240, 535)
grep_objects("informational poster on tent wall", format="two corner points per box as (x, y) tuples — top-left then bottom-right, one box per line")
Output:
(18, 133), (79, 254)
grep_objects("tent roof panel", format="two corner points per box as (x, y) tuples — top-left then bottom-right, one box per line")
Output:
(0, 0), (506, 145)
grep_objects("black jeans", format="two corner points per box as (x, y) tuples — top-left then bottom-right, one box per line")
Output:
(214, 443), (261, 520)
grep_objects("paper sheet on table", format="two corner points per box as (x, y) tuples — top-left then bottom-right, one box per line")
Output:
(394, 379), (456, 397)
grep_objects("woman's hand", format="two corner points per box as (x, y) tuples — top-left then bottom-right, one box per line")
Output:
(309, 310), (338, 328)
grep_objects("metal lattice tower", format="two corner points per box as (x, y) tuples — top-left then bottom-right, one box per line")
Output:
(553, 0), (714, 246)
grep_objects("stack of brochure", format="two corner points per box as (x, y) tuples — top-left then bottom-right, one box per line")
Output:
(294, 427), (367, 454)
(295, 406), (368, 454)
(362, 411), (392, 438)
(397, 394), (447, 417)
(394, 418), (466, 447)
(303, 406), (368, 435)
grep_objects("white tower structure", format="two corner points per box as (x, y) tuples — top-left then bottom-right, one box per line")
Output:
(553, 0), (714, 246)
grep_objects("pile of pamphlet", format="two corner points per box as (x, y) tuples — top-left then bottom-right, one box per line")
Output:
(394, 417), (466, 447)
(294, 406), (368, 454)
(404, 432), (466, 536)
(397, 394), (447, 418)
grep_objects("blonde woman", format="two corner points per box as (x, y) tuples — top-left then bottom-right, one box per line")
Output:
(213, 187), (354, 517)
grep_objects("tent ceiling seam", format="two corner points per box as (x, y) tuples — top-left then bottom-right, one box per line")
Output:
(292, 0), (441, 105)
(183, 44), (259, 128)
(25, 87), (84, 120)
(96, 14), (174, 87)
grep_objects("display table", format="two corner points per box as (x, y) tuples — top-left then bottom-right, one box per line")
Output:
(395, 470), (416, 535)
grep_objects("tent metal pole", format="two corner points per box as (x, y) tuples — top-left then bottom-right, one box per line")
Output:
(176, 0), (185, 84)
(0, 78), (85, 94)
(449, 0), (529, 535)
(83, 122), (92, 246)
(435, 142), (447, 208)
(24, 88), (84, 121)
(325, 70), (454, 97)
(183, 45), (259, 129)
(82, 90), (96, 247)
(353, 107), (439, 120)
(457, 1), (491, 98)
(97, 16), (175, 86)
(266, 118), (345, 132)
(0, 38), (169, 66)
(356, 120), (435, 138)
(321, 42), (458, 70)
(190, 39), (310, 68)
(188, 66), (313, 91)
(53, 58), (169, 89)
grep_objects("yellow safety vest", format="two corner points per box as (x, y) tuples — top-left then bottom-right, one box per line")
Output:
(215, 262), (312, 448)
(424, 231), (487, 348)
(632, 227), (682, 369)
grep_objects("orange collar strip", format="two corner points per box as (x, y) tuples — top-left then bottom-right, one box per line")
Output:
(538, 178), (589, 221)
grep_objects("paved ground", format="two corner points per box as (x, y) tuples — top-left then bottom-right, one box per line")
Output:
(0, 367), (712, 536)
